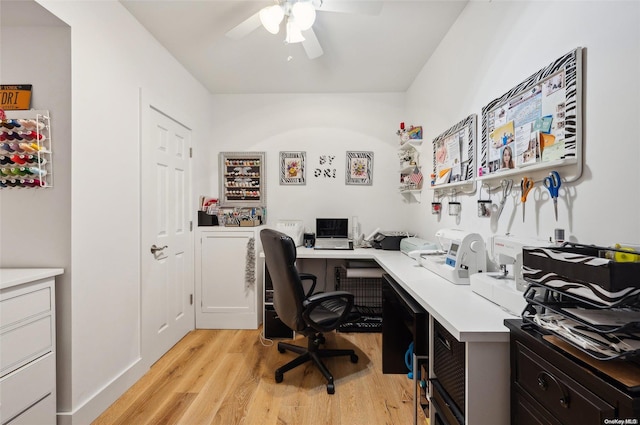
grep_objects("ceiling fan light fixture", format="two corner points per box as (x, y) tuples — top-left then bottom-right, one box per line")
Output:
(259, 4), (285, 34)
(291, 1), (316, 31)
(285, 18), (305, 44)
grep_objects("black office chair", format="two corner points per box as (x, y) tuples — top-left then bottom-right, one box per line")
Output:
(260, 228), (359, 394)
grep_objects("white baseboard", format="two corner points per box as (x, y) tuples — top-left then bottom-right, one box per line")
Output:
(56, 357), (147, 425)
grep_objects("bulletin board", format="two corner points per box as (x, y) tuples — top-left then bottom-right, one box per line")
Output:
(480, 47), (582, 176)
(431, 114), (476, 186)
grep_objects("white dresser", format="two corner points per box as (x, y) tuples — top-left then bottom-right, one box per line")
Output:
(0, 268), (63, 425)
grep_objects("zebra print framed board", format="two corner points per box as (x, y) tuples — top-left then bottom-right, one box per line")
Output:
(431, 114), (477, 190)
(480, 47), (582, 179)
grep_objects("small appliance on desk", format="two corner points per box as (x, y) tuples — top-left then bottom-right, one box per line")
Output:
(400, 237), (437, 256)
(470, 234), (547, 315)
(411, 228), (486, 285)
(368, 230), (411, 250)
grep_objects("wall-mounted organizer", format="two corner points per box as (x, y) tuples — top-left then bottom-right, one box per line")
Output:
(430, 114), (477, 196)
(397, 124), (423, 202)
(219, 151), (266, 206)
(0, 110), (52, 188)
(218, 151), (266, 226)
(478, 47), (583, 185)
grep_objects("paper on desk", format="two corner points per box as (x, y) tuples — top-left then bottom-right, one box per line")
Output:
(563, 308), (640, 327)
(346, 268), (384, 279)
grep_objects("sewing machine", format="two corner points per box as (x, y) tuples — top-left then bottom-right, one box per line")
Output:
(409, 228), (486, 285)
(470, 234), (547, 315)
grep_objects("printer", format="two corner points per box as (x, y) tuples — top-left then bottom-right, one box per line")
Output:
(369, 231), (411, 250)
(410, 228), (487, 285)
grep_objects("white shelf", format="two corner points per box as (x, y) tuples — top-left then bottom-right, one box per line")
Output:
(397, 133), (423, 202)
(429, 179), (476, 193)
(477, 157), (578, 183)
(400, 189), (422, 202)
(399, 139), (423, 150)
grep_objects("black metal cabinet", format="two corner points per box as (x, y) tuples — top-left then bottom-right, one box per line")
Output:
(505, 320), (640, 425)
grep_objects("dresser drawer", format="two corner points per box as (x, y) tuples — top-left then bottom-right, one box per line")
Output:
(0, 285), (52, 331)
(0, 315), (53, 376)
(0, 352), (55, 424)
(7, 392), (55, 425)
(514, 340), (615, 424)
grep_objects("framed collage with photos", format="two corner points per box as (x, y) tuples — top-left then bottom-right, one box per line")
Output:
(480, 47), (582, 176)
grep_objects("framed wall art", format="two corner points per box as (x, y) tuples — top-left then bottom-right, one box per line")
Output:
(279, 151), (306, 185)
(345, 151), (373, 185)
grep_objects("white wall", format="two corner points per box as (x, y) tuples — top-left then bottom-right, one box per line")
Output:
(210, 93), (410, 237)
(405, 1), (640, 250)
(0, 18), (73, 416)
(26, 1), (213, 423)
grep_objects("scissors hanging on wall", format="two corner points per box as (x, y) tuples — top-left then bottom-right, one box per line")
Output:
(544, 171), (561, 221)
(520, 177), (534, 222)
(496, 179), (513, 220)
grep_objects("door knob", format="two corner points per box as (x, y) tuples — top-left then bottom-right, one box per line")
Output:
(150, 244), (168, 254)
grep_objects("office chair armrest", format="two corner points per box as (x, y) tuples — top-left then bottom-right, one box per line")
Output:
(302, 291), (355, 333)
(299, 272), (317, 297)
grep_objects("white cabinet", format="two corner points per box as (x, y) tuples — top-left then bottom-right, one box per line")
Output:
(1, 268), (62, 425)
(195, 227), (264, 329)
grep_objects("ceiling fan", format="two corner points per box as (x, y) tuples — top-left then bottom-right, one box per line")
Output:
(225, 0), (383, 59)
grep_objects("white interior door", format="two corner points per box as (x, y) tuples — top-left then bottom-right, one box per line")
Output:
(141, 104), (194, 366)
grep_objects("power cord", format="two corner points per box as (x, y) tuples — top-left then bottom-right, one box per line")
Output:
(258, 325), (274, 347)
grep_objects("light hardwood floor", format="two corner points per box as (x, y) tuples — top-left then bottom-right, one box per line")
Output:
(92, 329), (427, 425)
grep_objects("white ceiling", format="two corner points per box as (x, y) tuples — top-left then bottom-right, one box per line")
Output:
(120, 0), (468, 94)
(1, 0), (468, 95)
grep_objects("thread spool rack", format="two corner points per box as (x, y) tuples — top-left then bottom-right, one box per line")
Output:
(0, 110), (52, 188)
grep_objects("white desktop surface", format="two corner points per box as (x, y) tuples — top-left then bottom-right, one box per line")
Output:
(292, 247), (512, 343)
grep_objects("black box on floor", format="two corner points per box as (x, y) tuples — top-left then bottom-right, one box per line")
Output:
(264, 306), (293, 339)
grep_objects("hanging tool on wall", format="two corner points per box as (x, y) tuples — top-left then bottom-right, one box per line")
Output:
(496, 179), (513, 220)
(520, 177), (534, 222)
(543, 171), (561, 221)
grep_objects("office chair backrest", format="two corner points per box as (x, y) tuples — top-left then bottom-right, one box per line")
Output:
(260, 229), (307, 332)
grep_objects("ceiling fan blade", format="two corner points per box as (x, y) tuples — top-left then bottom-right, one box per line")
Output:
(225, 11), (262, 40)
(315, 0), (383, 15)
(301, 27), (323, 59)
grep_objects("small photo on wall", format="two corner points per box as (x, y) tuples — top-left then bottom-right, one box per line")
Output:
(279, 151), (306, 185)
(345, 151), (373, 185)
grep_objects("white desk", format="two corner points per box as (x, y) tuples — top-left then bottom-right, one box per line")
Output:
(295, 247), (512, 342)
(291, 247), (511, 425)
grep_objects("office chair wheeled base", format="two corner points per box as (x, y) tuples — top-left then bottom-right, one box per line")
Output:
(274, 335), (358, 394)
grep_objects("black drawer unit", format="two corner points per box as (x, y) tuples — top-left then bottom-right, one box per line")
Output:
(433, 319), (466, 418)
(505, 319), (640, 425)
(431, 378), (464, 425)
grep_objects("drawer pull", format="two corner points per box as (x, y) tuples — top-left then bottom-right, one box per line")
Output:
(436, 332), (451, 351)
(537, 371), (570, 409)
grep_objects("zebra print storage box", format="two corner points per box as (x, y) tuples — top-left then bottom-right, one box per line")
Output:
(522, 243), (640, 294)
